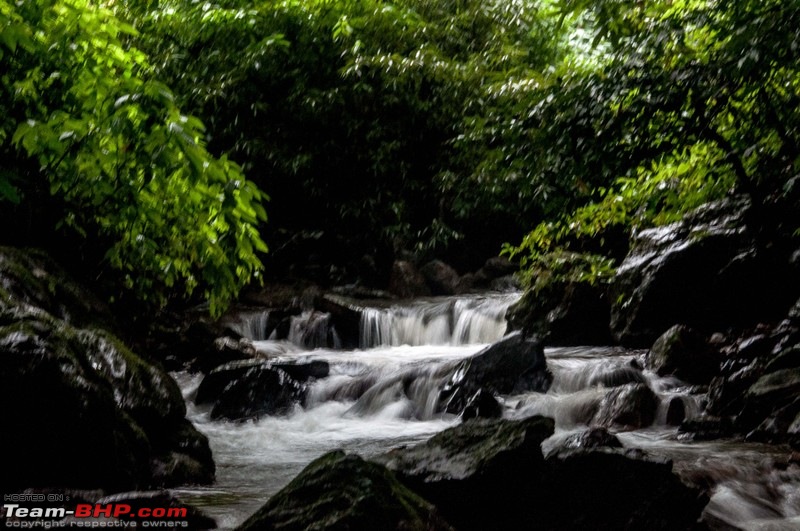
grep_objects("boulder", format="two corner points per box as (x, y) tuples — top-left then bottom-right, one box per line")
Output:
(388, 260), (430, 299)
(438, 332), (552, 415)
(376, 416), (554, 531)
(460, 389), (503, 420)
(0, 246), (115, 330)
(560, 427), (623, 451)
(543, 448), (708, 530)
(0, 309), (214, 491)
(316, 294), (362, 349)
(236, 451), (453, 531)
(739, 367), (800, 431)
(506, 281), (611, 346)
(647, 325), (718, 384)
(609, 196), (799, 346)
(587, 366), (647, 388)
(592, 383), (659, 430)
(420, 260), (461, 296)
(200, 361), (306, 421)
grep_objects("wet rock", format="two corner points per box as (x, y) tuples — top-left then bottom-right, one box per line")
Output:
(460, 389), (503, 420)
(0, 309), (213, 491)
(95, 491), (216, 529)
(377, 416), (554, 531)
(0, 246), (115, 330)
(316, 294), (362, 349)
(561, 427), (623, 451)
(420, 259), (461, 296)
(739, 367), (800, 432)
(236, 451), (453, 531)
(543, 448), (708, 530)
(592, 383), (659, 430)
(506, 281), (611, 346)
(200, 361), (306, 421)
(609, 196), (799, 346)
(388, 260), (431, 299)
(666, 397), (688, 426)
(647, 325), (718, 384)
(438, 332), (552, 415)
(679, 416), (736, 441)
(479, 256), (518, 279)
(588, 366), (647, 388)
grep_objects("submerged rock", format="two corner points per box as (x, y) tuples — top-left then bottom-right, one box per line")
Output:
(236, 451), (453, 531)
(438, 332), (552, 415)
(376, 416), (554, 531)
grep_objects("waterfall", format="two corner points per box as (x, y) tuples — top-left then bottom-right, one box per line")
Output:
(359, 293), (518, 348)
(231, 310), (271, 341)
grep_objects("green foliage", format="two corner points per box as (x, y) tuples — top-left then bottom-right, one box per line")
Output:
(0, 0), (267, 315)
(123, 0), (569, 277)
(505, 0), (800, 288)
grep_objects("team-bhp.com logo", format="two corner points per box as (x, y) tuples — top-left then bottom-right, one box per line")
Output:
(3, 500), (189, 528)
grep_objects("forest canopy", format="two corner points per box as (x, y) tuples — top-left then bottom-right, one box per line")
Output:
(1, 0), (798, 311)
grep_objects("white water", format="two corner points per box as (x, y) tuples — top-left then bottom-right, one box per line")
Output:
(173, 294), (800, 530)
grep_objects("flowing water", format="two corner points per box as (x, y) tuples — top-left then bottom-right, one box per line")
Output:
(172, 293), (800, 530)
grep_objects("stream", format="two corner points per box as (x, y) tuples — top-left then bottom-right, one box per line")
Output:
(171, 293), (800, 530)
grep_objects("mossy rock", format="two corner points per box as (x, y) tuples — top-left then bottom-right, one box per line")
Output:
(236, 451), (453, 530)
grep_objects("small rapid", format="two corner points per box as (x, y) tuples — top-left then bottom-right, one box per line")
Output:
(173, 293), (800, 530)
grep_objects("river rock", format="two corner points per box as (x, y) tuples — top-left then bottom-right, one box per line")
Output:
(420, 259), (461, 295)
(376, 416), (554, 530)
(739, 367), (800, 431)
(543, 448), (708, 530)
(316, 294), (362, 348)
(1, 308), (214, 491)
(437, 332), (552, 415)
(506, 281), (612, 346)
(389, 260), (431, 298)
(647, 325), (718, 384)
(460, 389), (503, 420)
(560, 427), (623, 451)
(592, 383), (659, 430)
(201, 361), (307, 421)
(236, 450), (453, 531)
(609, 196), (799, 346)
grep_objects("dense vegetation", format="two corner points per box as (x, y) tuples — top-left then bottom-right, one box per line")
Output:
(2, 0), (798, 312)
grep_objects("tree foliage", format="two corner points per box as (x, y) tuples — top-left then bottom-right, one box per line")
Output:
(0, 0), (267, 315)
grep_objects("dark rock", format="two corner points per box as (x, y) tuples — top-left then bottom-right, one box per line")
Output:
(765, 344), (800, 373)
(316, 294), (363, 349)
(388, 260), (431, 299)
(647, 325), (718, 384)
(0, 246), (115, 331)
(507, 281), (611, 346)
(377, 416), (554, 531)
(191, 336), (257, 374)
(561, 427), (623, 451)
(543, 448), (708, 530)
(420, 260), (461, 296)
(746, 397), (800, 444)
(592, 383), (659, 430)
(479, 256), (518, 278)
(236, 451), (453, 531)
(739, 367), (800, 431)
(489, 274), (521, 292)
(200, 361), (306, 421)
(461, 389), (503, 420)
(0, 310), (213, 491)
(588, 366), (647, 388)
(609, 196), (800, 346)
(438, 332), (551, 414)
(95, 491), (216, 529)
(273, 360), (330, 382)
(666, 397), (687, 426)
(679, 416), (736, 441)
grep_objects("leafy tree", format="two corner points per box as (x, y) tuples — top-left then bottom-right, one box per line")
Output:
(0, 0), (267, 315)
